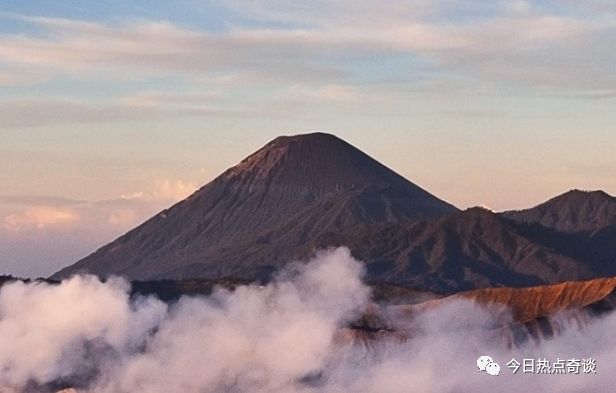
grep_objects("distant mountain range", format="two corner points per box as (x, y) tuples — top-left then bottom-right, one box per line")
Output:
(52, 133), (616, 293)
(321, 190), (616, 292)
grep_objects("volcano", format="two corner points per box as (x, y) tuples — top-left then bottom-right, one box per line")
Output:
(52, 132), (457, 281)
(52, 133), (616, 293)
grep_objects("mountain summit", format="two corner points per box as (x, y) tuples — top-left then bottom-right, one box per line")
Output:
(504, 189), (616, 234)
(52, 132), (457, 281)
(220, 132), (455, 209)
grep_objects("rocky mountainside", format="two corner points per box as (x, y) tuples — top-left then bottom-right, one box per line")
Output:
(318, 207), (600, 292)
(504, 189), (616, 234)
(52, 132), (457, 281)
(343, 275), (616, 349)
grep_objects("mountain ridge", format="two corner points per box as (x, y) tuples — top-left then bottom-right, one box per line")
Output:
(503, 189), (616, 234)
(319, 207), (596, 292)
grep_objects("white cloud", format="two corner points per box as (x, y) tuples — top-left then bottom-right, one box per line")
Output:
(121, 179), (198, 202)
(0, 275), (167, 388)
(0, 179), (196, 231)
(0, 249), (615, 392)
(0, 179), (198, 277)
(1, 6), (614, 99)
(0, 248), (368, 392)
(0, 16), (349, 84)
(4, 207), (80, 231)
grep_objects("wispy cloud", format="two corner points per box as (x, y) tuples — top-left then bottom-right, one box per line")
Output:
(0, 195), (86, 207)
(1, 178), (196, 232)
(575, 89), (616, 100)
(120, 178), (198, 202)
(4, 206), (80, 231)
(0, 178), (198, 277)
(1, 4), (614, 97)
(0, 98), (153, 128)
(0, 15), (349, 86)
(0, 94), (251, 128)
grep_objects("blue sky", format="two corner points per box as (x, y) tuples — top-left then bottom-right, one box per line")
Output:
(1, 0), (615, 277)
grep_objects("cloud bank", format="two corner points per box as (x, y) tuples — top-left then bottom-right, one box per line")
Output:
(1, 1), (615, 128)
(0, 248), (613, 393)
(0, 179), (197, 278)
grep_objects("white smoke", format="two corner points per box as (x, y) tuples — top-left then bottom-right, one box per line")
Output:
(0, 247), (613, 393)
(0, 276), (167, 391)
(322, 299), (616, 393)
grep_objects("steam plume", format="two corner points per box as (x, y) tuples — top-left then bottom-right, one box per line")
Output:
(0, 248), (613, 393)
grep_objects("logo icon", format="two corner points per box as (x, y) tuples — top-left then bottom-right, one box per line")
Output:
(477, 355), (500, 376)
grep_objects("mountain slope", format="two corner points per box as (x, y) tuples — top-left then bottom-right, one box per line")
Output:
(318, 208), (595, 293)
(504, 189), (616, 234)
(52, 132), (457, 280)
(357, 275), (616, 349)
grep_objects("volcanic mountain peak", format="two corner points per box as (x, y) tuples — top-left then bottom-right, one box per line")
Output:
(504, 189), (616, 233)
(52, 132), (458, 281)
(221, 132), (429, 196)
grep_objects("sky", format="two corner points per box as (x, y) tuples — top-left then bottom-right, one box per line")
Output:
(1, 0), (615, 277)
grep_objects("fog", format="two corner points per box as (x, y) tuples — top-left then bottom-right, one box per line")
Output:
(0, 248), (612, 393)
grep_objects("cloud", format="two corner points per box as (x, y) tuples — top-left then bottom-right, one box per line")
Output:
(1, 4), (614, 101)
(120, 178), (198, 203)
(0, 248), (614, 392)
(0, 18), (201, 72)
(1, 178), (194, 233)
(0, 93), (258, 128)
(0, 98), (155, 128)
(0, 68), (46, 87)
(215, 1), (616, 94)
(0, 195), (86, 207)
(0, 248), (368, 392)
(117, 91), (220, 109)
(575, 89), (616, 100)
(0, 275), (167, 389)
(506, 0), (532, 15)
(0, 15), (349, 85)
(218, 0), (440, 27)
(284, 84), (378, 105)
(0, 179), (198, 277)
(4, 206), (80, 231)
